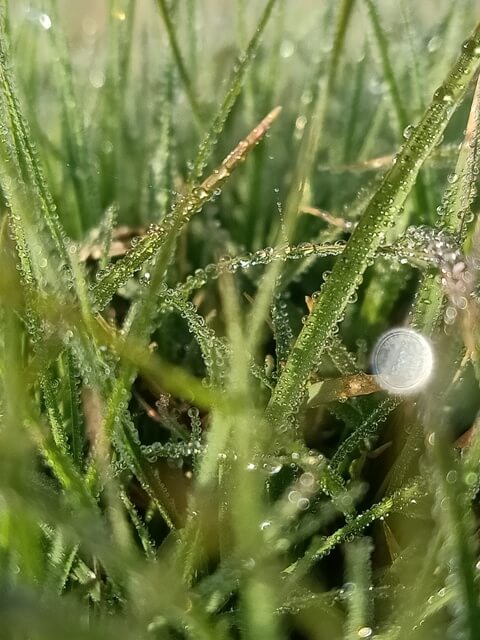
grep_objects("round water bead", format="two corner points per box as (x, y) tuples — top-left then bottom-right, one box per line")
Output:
(372, 328), (433, 395)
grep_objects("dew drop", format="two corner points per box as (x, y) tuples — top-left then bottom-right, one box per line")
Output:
(447, 173), (459, 184)
(403, 124), (415, 140)
(295, 115), (307, 131)
(26, 8), (52, 30)
(446, 470), (457, 484)
(427, 36), (441, 53)
(372, 328), (433, 395)
(280, 40), (295, 58)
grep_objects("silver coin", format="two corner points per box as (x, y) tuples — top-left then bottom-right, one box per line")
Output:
(372, 328), (433, 395)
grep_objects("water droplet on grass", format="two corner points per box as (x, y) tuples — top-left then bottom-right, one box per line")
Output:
(39, 13), (52, 29)
(427, 36), (441, 53)
(295, 115), (307, 131)
(372, 328), (433, 395)
(446, 470), (457, 484)
(447, 173), (458, 184)
(26, 8), (52, 30)
(280, 40), (295, 58)
(297, 497), (310, 510)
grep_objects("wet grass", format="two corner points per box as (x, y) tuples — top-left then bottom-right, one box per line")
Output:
(1, 1), (480, 638)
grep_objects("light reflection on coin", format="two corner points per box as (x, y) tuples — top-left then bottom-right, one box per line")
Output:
(372, 328), (433, 395)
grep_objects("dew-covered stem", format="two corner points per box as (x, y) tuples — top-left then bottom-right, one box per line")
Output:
(285, 478), (426, 582)
(92, 107), (282, 310)
(265, 23), (480, 431)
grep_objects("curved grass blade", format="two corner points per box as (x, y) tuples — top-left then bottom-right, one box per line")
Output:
(160, 286), (228, 386)
(174, 241), (346, 299)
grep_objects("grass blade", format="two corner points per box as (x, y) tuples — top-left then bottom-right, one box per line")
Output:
(266, 23), (480, 431)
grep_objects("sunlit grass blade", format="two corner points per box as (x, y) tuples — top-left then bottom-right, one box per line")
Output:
(247, 0), (357, 352)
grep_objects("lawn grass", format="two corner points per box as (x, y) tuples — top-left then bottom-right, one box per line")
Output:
(1, 1), (480, 638)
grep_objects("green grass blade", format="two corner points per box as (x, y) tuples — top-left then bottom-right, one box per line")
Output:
(0, 9), (71, 254)
(345, 538), (373, 640)
(285, 477), (427, 582)
(266, 23), (480, 432)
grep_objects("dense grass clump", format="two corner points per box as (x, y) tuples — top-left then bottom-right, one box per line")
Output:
(2, 1), (480, 638)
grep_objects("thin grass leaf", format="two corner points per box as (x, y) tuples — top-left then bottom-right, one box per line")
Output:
(400, 0), (427, 114)
(428, 408), (480, 639)
(285, 477), (427, 583)
(440, 72), (480, 238)
(246, 0), (357, 352)
(41, 373), (70, 456)
(63, 351), (85, 469)
(271, 289), (294, 371)
(120, 490), (156, 559)
(364, 0), (409, 132)
(344, 538), (373, 640)
(331, 397), (401, 473)
(155, 0), (203, 128)
(342, 49), (368, 163)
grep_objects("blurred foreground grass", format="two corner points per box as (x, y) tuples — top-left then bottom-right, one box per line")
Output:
(2, 1), (480, 639)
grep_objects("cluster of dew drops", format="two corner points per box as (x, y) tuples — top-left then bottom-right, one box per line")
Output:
(395, 224), (480, 326)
